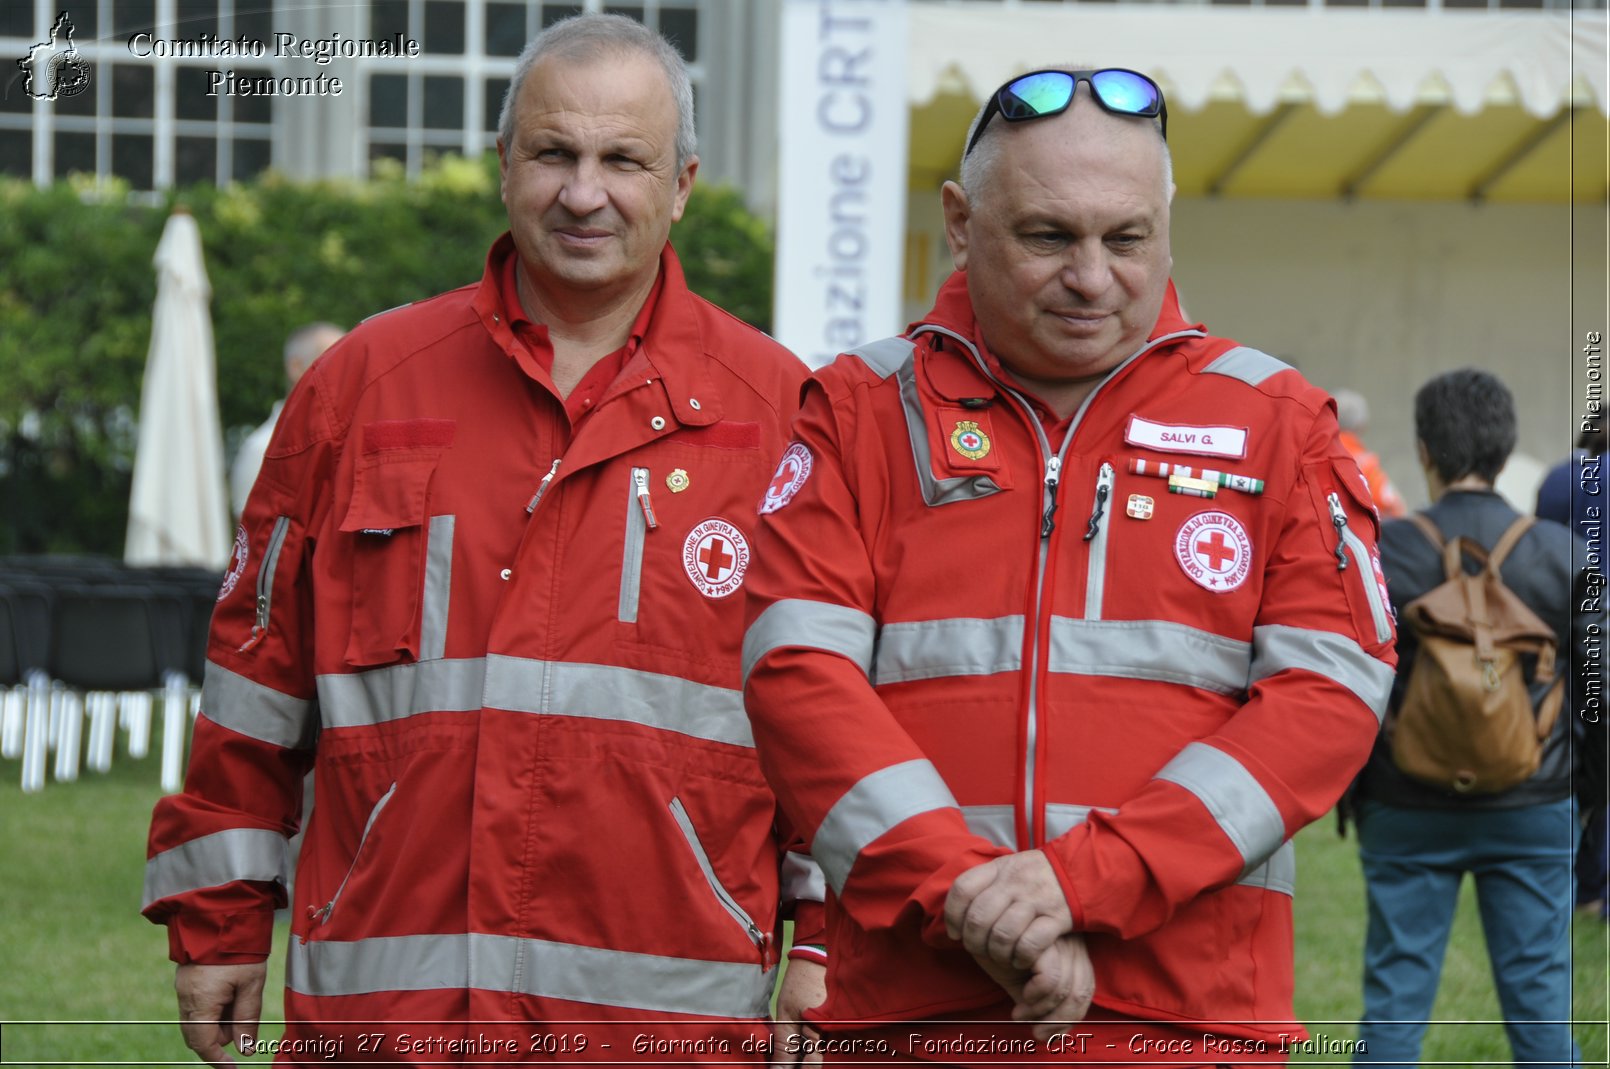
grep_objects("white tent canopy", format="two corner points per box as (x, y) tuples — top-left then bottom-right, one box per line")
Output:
(909, 9), (1606, 119)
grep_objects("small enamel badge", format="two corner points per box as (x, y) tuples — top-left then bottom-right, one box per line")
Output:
(666, 469), (690, 493)
(949, 420), (991, 461)
(1174, 511), (1253, 593)
(683, 518), (750, 598)
(1126, 494), (1154, 520)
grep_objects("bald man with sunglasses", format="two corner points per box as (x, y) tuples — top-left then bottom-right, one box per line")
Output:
(743, 69), (1395, 1064)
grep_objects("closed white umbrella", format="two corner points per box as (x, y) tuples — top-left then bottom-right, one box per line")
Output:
(125, 209), (229, 569)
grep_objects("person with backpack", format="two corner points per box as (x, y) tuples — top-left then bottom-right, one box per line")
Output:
(1351, 369), (1591, 1067)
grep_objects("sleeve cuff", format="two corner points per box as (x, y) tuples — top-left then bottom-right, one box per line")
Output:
(791, 899), (827, 948)
(1040, 844), (1086, 931)
(164, 910), (276, 965)
(788, 944), (828, 965)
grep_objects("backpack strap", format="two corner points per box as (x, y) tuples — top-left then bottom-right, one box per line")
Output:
(1408, 512), (1444, 553)
(1486, 515), (1536, 571)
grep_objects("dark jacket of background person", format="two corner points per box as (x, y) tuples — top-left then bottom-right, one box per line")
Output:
(1354, 489), (1588, 809)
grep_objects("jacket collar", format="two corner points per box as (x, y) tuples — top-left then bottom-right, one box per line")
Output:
(913, 271), (1200, 403)
(471, 233), (721, 429)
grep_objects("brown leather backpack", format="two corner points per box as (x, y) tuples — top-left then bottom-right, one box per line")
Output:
(1389, 513), (1563, 794)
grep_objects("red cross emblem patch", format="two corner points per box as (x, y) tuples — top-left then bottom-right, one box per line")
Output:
(1174, 510), (1253, 593)
(683, 518), (751, 598)
(218, 525), (250, 602)
(759, 442), (812, 515)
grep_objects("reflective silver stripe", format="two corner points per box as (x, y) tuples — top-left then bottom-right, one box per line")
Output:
(619, 469), (648, 624)
(1044, 803), (1114, 839)
(315, 656), (751, 747)
(1240, 840), (1296, 897)
(873, 616), (1024, 685)
(844, 336), (915, 380)
(1154, 742), (1285, 873)
(142, 827), (288, 908)
(1049, 618), (1252, 695)
(1202, 346), (1292, 387)
(780, 851), (825, 905)
(317, 657), (486, 728)
(965, 802), (1293, 896)
(286, 933), (773, 1017)
(898, 359), (1005, 507)
(201, 661), (316, 749)
(419, 515), (454, 661)
(743, 599), (875, 686)
(1251, 624), (1393, 724)
(961, 804), (1017, 849)
(487, 657), (751, 748)
(814, 759), (960, 895)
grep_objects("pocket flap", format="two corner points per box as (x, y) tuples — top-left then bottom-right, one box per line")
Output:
(340, 454), (440, 533)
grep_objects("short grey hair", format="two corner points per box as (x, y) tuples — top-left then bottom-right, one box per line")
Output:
(497, 13), (696, 171)
(284, 321), (342, 375)
(958, 72), (1172, 204)
(1333, 388), (1369, 432)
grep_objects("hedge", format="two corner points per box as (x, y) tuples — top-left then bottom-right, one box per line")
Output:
(0, 154), (776, 555)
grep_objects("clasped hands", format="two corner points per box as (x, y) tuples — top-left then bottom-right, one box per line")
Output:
(942, 851), (1094, 1039)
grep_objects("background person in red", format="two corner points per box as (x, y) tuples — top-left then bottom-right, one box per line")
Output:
(743, 67), (1396, 1063)
(143, 14), (822, 1065)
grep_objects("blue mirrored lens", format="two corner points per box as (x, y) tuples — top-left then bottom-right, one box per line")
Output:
(999, 72), (1075, 121)
(1089, 70), (1160, 116)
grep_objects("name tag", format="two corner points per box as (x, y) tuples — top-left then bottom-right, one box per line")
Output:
(1125, 416), (1248, 460)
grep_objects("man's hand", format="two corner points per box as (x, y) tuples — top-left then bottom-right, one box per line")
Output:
(771, 957), (827, 1068)
(972, 934), (1095, 1042)
(944, 851), (1073, 970)
(175, 962), (267, 1067)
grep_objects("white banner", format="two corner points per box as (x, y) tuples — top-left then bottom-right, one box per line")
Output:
(773, 0), (909, 370)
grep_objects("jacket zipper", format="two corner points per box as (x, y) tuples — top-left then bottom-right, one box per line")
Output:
(239, 516), (291, 653)
(668, 797), (768, 961)
(619, 467), (656, 623)
(912, 324), (1207, 849)
(1081, 462), (1115, 620)
(312, 781), (397, 926)
(525, 458), (562, 514)
(1327, 491), (1392, 644)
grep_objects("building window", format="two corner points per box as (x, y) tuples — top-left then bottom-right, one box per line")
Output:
(1, 1), (280, 190)
(362, 0), (706, 179)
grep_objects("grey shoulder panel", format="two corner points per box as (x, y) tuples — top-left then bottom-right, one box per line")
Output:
(1202, 346), (1293, 387)
(845, 336), (917, 380)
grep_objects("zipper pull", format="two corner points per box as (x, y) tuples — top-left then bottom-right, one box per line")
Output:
(526, 458), (562, 514)
(1083, 462), (1114, 542)
(1326, 491), (1350, 571)
(1041, 456), (1062, 538)
(633, 468), (659, 530)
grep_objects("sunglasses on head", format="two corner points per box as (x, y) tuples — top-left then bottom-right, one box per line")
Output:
(963, 68), (1168, 158)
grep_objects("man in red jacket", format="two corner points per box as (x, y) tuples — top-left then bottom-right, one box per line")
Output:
(744, 69), (1395, 1063)
(144, 13), (823, 1066)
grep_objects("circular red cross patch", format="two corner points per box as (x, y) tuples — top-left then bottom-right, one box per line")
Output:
(683, 518), (751, 598)
(1174, 510), (1253, 593)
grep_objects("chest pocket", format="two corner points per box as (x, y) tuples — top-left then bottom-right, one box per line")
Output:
(339, 420), (455, 666)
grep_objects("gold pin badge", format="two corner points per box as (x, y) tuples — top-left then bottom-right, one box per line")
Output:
(949, 420), (991, 461)
(666, 469), (690, 493)
(1126, 494), (1155, 520)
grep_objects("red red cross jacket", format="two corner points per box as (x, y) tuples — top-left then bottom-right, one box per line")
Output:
(142, 236), (821, 1061)
(742, 273), (1396, 1043)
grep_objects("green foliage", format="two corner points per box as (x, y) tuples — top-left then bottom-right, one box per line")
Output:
(0, 155), (775, 554)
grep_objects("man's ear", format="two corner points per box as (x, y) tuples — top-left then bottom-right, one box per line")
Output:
(940, 180), (972, 271)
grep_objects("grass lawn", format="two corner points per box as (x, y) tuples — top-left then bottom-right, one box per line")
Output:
(1, 749), (1605, 1066)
